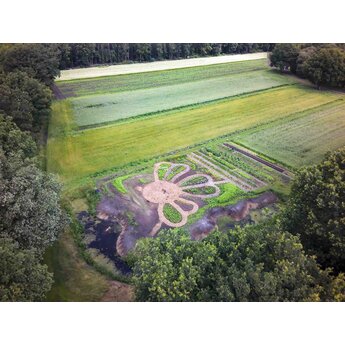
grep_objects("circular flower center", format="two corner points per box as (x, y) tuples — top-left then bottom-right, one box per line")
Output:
(142, 180), (182, 204)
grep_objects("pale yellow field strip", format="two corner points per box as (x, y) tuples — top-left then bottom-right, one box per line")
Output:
(57, 52), (268, 81)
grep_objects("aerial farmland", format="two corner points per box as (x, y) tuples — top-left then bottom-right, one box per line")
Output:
(44, 50), (345, 301)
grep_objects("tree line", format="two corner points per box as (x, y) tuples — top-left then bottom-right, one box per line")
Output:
(270, 43), (345, 88)
(57, 43), (275, 69)
(0, 44), (67, 301)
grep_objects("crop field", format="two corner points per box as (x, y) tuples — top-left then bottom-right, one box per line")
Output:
(57, 59), (269, 97)
(233, 100), (345, 168)
(71, 70), (291, 127)
(57, 52), (268, 81)
(47, 85), (342, 184)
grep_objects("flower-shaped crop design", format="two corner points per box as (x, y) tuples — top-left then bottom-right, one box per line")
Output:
(142, 162), (221, 236)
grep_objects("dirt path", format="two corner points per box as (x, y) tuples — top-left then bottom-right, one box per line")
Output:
(57, 52), (268, 81)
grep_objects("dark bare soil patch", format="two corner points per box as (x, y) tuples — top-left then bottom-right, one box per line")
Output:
(189, 191), (278, 240)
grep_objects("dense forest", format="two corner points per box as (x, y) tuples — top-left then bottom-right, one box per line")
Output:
(57, 43), (275, 69)
(0, 44), (66, 301)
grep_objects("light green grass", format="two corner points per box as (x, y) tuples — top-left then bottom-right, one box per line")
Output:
(57, 59), (268, 97)
(233, 100), (345, 168)
(112, 174), (131, 193)
(71, 70), (291, 127)
(47, 86), (342, 185)
(207, 183), (245, 207)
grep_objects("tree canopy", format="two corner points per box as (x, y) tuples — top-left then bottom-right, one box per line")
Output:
(301, 47), (345, 88)
(270, 44), (345, 89)
(281, 147), (345, 272)
(0, 44), (60, 86)
(56, 43), (275, 68)
(270, 43), (300, 73)
(128, 224), (344, 302)
(0, 71), (52, 132)
(0, 115), (68, 253)
(0, 236), (53, 301)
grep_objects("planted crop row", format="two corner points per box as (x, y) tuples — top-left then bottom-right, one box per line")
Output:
(184, 186), (217, 195)
(197, 149), (258, 187)
(158, 163), (170, 180)
(163, 204), (182, 223)
(180, 176), (208, 187)
(202, 146), (274, 183)
(166, 165), (185, 181)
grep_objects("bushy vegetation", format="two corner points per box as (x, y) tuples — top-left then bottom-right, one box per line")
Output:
(206, 183), (244, 207)
(128, 225), (345, 302)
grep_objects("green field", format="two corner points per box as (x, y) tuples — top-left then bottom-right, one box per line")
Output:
(71, 70), (290, 127)
(233, 100), (345, 168)
(47, 85), (342, 184)
(57, 59), (268, 97)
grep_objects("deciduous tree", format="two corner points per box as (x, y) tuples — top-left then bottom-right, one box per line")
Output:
(0, 236), (53, 301)
(301, 47), (345, 88)
(128, 224), (344, 301)
(270, 43), (300, 73)
(281, 147), (345, 272)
